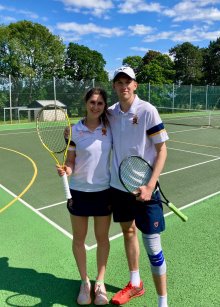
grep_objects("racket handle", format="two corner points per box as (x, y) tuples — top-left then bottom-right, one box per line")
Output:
(168, 202), (188, 222)
(61, 173), (72, 200)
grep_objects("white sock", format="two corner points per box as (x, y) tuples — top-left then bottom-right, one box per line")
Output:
(158, 294), (168, 307)
(130, 270), (141, 286)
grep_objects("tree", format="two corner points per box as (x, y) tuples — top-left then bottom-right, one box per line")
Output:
(142, 50), (161, 65)
(0, 20), (66, 106)
(203, 37), (220, 85)
(122, 56), (143, 72)
(65, 43), (108, 82)
(169, 42), (203, 85)
(136, 51), (175, 84)
(0, 20), (65, 79)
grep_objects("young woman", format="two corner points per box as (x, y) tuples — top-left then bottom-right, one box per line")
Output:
(57, 88), (112, 305)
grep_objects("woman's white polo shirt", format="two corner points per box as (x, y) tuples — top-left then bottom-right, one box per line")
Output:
(69, 120), (112, 192)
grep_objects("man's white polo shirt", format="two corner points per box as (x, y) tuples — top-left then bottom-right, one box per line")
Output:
(108, 95), (169, 192)
(69, 120), (112, 192)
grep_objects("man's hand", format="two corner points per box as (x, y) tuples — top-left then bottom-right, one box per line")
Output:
(135, 185), (155, 202)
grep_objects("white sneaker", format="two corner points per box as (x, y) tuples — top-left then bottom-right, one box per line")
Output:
(77, 280), (92, 305)
(94, 281), (109, 305)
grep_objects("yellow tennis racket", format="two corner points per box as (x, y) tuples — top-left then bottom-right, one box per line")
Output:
(36, 104), (72, 200)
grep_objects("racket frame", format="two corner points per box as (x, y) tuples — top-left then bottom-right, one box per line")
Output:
(119, 155), (188, 222)
(36, 104), (72, 200)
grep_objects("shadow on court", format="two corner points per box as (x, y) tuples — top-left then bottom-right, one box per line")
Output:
(0, 257), (121, 307)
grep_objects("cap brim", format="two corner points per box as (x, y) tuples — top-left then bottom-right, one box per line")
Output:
(113, 72), (135, 81)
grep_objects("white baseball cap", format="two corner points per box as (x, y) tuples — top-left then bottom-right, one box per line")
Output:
(113, 66), (136, 81)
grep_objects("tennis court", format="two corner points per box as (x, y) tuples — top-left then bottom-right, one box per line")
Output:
(0, 120), (220, 306)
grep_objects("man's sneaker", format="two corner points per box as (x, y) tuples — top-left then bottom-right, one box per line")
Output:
(111, 281), (145, 305)
(94, 281), (109, 305)
(77, 280), (92, 305)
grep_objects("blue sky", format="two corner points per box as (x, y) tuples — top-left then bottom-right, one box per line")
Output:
(1, 0), (220, 78)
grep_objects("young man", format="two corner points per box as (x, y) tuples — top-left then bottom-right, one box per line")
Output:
(108, 66), (169, 307)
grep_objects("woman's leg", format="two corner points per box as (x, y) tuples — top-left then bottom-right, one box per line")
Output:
(94, 215), (111, 281)
(70, 214), (88, 280)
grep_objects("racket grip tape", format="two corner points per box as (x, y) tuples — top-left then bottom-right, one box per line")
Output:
(61, 173), (72, 200)
(168, 202), (188, 222)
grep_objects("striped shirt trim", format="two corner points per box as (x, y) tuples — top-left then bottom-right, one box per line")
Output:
(149, 129), (167, 137)
(147, 123), (165, 137)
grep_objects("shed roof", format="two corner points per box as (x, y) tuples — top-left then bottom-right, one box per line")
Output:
(35, 100), (66, 107)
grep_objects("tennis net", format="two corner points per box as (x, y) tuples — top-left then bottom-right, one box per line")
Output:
(158, 107), (220, 128)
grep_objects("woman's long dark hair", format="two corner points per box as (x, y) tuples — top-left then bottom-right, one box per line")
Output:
(84, 87), (110, 127)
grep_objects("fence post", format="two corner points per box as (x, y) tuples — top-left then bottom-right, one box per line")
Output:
(53, 76), (57, 106)
(189, 84), (192, 109)
(205, 85), (208, 110)
(9, 74), (12, 124)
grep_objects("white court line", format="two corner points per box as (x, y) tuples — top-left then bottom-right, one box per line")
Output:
(168, 147), (219, 158)
(168, 127), (209, 134)
(0, 184), (76, 243)
(0, 130), (36, 136)
(1, 183), (220, 251)
(162, 158), (220, 176)
(36, 148), (220, 212)
(38, 201), (66, 210)
(87, 190), (220, 250)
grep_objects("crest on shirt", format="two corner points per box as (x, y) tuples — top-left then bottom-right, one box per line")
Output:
(102, 127), (107, 135)
(132, 114), (138, 124)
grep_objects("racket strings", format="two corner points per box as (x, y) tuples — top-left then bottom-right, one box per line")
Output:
(37, 109), (68, 153)
(39, 124), (67, 153)
(120, 157), (152, 193)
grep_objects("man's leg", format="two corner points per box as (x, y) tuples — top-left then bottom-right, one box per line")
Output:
(142, 233), (168, 307)
(121, 220), (140, 272)
(111, 220), (145, 305)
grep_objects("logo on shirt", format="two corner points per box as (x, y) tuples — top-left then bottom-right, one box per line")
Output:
(102, 127), (107, 135)
(132, 114), (138, 124)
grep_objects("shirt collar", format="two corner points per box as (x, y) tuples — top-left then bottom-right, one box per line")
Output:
(117, 94), (139, 115)
(76, 119), (103, 132)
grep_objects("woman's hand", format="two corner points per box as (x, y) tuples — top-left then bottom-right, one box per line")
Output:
(56, 164), (72, 177)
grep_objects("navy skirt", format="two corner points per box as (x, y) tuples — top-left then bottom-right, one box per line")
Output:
(67, 188), (112, 217)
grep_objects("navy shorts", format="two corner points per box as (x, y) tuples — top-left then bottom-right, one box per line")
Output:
(110, 187), (165, 234)
(67, 189), (112, 217)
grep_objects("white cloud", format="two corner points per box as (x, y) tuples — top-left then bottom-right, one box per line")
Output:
(130, 46), (149, 52)
(0, 14), (16, 23)
(143, 31), (175, 42)
(59, 0), (114, 16)
(0, 5), (39, 21)
(0, 4), (38, 19)
(56, 22), (125, 38)
(118, 0), (163, 14)
(164, 0), (220, 22)
(143, 26), (220, 43)
(128, 24), (156, 35)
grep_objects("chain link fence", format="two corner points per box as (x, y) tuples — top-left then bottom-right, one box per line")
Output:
(1, 76), (220, 123)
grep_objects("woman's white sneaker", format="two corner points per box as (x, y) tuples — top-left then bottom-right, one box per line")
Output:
(94, 281), (109, 305)
(77, 280), (92, 305)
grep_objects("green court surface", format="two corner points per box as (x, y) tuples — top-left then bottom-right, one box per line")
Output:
(0, 195), (220, 306)
(1, 122), (220, 306)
